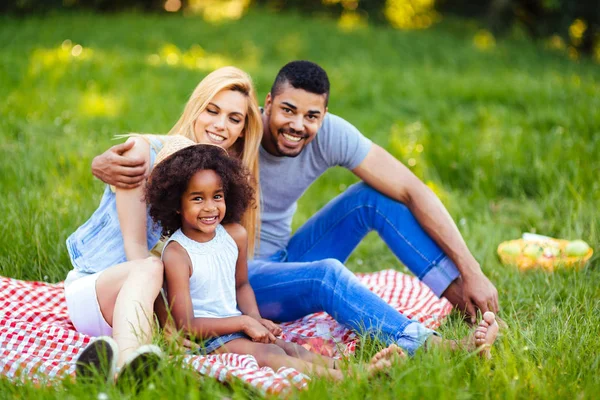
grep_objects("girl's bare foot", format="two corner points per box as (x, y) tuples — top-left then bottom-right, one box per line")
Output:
(366, 357), (392, 377)
(370, 344), (406, 364)
(471, 311), (499, 359)
(363, 344), (405, 377)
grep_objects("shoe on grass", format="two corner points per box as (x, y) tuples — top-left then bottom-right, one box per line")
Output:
(75, 336), (118, 383)
(116, 344), (163, 392)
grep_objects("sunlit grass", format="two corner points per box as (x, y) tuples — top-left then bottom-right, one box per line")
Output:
(0, 8), (599, 399)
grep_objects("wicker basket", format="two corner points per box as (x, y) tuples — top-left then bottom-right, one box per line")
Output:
(497, 238), (593, 272)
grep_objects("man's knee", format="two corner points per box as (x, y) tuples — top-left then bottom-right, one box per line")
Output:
(314, 258), (352, 283)
(347, 182), (409, 212)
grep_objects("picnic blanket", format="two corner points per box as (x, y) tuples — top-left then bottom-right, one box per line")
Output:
(0, 269), (452, 395)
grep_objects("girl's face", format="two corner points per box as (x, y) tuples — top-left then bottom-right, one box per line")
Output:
(194, 89), (248, 150)
(180, 169), (226, 242)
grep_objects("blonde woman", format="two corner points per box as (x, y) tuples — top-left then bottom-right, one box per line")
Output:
(64, 66), (262, 385)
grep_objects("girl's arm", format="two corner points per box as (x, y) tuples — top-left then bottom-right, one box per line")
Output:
(163, 241), (266, 340)
(115, 137), (151, 261)
(226, 223), (282, 336)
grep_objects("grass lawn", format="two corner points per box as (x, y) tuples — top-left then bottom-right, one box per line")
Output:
(1, 7), (599, 399)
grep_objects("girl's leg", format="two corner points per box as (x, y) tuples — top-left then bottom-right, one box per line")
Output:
(95, 257), (164, 366)
(275, 339), (405, 369)
(215, 339), (393, 381)
(215, 338), (346, 380)
(274, 339), (335, 369)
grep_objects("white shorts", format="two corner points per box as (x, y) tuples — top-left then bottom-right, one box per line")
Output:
(64, 270), (113, 337)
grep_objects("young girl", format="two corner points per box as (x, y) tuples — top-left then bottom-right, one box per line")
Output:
(65, 66), (263, 382)
(146, 139), (402, 380)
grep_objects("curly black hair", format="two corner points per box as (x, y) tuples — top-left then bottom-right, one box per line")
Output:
(146, 145), (255, 237)
(270, 60), (330, 106)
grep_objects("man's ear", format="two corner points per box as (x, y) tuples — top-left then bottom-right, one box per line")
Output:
(264, 92), (273, 115)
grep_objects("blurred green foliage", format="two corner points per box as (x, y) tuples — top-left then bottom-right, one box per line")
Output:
(2, 0), (598, 59)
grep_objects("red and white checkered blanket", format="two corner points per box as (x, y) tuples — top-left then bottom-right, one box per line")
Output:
(0, 270), (452, 395)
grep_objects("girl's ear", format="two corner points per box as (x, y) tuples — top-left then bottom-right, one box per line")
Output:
(176, 210), (180, 214)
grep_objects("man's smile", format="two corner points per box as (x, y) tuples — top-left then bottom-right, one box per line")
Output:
(278, 129), (307, 147)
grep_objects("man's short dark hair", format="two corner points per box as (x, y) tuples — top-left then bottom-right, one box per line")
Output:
(270, 60), (330, 105)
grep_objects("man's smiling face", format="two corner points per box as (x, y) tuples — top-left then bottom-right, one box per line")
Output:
(262, 82), (328, 157)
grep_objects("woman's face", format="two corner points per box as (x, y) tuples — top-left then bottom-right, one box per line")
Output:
(194, 89), (248, 150)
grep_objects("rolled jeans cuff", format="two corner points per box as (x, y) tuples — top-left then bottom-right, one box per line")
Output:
(421, 256), (461, 297)
(396, 322), (438, 356)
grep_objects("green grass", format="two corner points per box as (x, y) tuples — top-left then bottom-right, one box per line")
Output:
(1, 8), (599, 399)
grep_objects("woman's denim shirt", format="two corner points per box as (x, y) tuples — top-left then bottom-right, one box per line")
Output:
(66, 136), (165, 274)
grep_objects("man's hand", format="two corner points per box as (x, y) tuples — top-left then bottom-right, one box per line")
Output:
(91, 138), (147, 189)
(257, 318), (282, 337)
(242, 316), (277, 343)
(461, 271), (499, 324)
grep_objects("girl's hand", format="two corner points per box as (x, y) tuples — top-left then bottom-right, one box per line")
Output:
(258, 318), (282, 337)
(242, 316), (276, 343)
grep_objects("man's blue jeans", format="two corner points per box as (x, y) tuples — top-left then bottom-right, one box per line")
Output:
(248, 183), (460, 355)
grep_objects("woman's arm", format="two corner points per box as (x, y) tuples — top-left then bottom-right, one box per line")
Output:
(163, 241), (253, 339)
(115, 137), (152, 261)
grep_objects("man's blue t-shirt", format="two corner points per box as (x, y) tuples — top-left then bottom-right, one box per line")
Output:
(257, 113), (372, 258)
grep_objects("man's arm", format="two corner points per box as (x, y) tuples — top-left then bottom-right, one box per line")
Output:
(91, 138), (147, 188)
(352, 144), (499, 319)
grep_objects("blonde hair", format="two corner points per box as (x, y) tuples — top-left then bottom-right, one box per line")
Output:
(168, 66), (262, 257)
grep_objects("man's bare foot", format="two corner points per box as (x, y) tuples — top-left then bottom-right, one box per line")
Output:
(370, 344), (406, 364)
(471, 311), (499, 359)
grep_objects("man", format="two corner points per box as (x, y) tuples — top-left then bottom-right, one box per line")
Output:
(92, 61), (499, 355)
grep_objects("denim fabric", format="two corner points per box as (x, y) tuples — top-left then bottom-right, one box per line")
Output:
(66, 136), (165, 274)
(188, 332), (249, 355)
(248, 182), (460, 355)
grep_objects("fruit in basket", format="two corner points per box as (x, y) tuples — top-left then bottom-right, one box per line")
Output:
(565, 240), (590, 257)
(502, 242), (521, 256)
(523, 243), (543, 259)
(543, 246), (561, 257)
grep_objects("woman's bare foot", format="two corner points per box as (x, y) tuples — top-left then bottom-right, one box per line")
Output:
(471, 311), (499, 359)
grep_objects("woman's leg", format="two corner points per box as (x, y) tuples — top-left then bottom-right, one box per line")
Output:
(95, 257), (164, 366)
